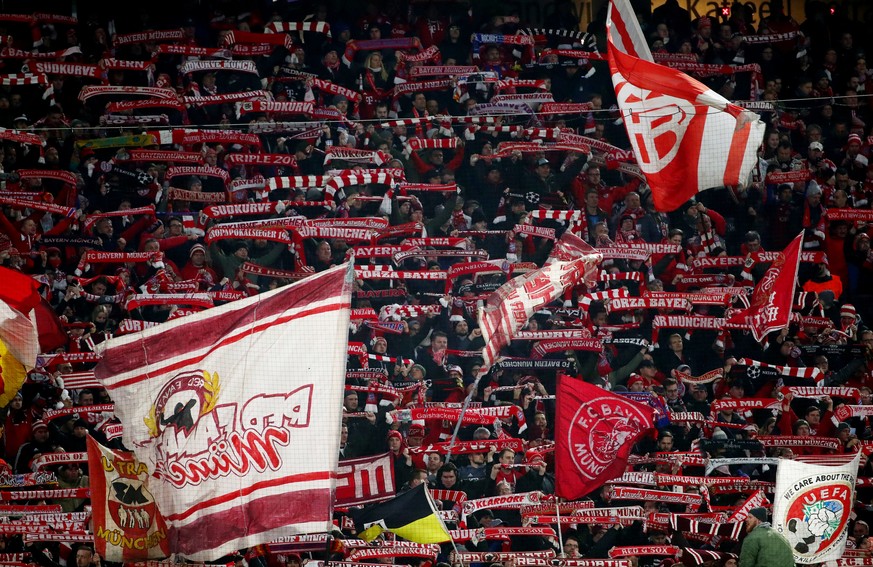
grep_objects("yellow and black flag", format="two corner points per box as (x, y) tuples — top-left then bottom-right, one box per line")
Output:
(350, 483), (451, 544)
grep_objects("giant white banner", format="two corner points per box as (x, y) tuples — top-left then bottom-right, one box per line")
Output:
(95, 263), (353, 560)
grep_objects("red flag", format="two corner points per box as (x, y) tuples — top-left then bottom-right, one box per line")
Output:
(87, 435), (170, 562)
(32, 298), (68, 353)
(335, 452), (396, 508)
(606, 0), (765, 211)
(0, 266), (42, 314)
(0, 267), (66, 361)
(0, 268), (41, 383)
(555, 376), (654, 499)
(726, 232), (803, 342)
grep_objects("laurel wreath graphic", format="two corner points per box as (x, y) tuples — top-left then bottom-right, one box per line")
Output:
(201, 370), (220, 415)
(144, 405), (159, 438)
(142, 370), (220, 438)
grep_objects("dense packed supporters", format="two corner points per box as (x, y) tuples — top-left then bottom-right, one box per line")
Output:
(1, 1), (873, 566)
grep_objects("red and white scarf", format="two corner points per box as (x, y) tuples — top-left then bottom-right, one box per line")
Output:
(735, 358), (823, 382)
(239, 262), (314, 280)
(378, 304), (442, 320)
(323, 146), (389, 166)
(205, 225), (292, 246)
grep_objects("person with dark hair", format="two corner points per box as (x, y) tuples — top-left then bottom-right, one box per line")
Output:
(316, 47), (353, 87)
(13, 419), (54, 474)
(739, 507), (794, 566)
(652, 228), (689, 289)
(74, 546), (95, 567)
(561, 533), (583, 558)
(414, 330), (459, 402)
(439, 21), (471, 65)
(651, 0), (692, 43)
(56, 462), (90, 512)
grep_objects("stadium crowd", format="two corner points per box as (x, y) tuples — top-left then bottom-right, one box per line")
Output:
(2, 0), (873, 566)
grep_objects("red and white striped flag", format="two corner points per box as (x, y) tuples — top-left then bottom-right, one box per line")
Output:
(87, 436), (171, 562)
(478, 233), (601, 371)
(93, 264), (353, 560)
(606, 0), (765, 211)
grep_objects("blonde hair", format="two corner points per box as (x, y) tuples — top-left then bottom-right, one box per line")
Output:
(364, 52), (388, 82)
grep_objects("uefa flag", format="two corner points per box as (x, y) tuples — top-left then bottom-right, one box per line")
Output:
(772, 453), (860, 564)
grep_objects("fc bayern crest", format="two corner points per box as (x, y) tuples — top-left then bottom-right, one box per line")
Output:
(773, 454), (860, 564)
(566, 394), (651, 481)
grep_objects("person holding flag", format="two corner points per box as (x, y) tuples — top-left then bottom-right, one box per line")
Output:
(349, 483), (451, 544)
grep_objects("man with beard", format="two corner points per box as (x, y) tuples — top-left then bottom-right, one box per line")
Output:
(739, 507), (794, 566)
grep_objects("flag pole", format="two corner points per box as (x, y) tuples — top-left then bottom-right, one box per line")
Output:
(446, 304), (489, 462)
(447, 536), (463, 566)
(445, 367), (487, 462)
(555, 499), (565, 557)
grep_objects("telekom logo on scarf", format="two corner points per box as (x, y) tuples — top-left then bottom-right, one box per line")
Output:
(139, 369), (313, 488)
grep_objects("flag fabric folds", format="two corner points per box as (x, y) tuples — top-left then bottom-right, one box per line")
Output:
(93, 263), (353, 560)
(479, 232), (601, 371)
(726, 232), (803, 341)
(0, 267), (41, 368)
(772, 453), (860, 564)
(606, 0), (766, 212)
(0, 266), (42, 407)
(86, 435), (171, 562)
(0, 337), (27, 409)
(31, 296), (69, 353)
(555, 376), (655, 500)
(350, 483), (451, 544)
(0, 266), (43, 314)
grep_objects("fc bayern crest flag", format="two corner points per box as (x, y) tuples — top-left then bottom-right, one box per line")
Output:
(555, 376), (655, 499)
(772, 453), (860, 564)
(606, 0), (765, 211)
(87, 435), (171, 562)
(94, 263), (353, 560)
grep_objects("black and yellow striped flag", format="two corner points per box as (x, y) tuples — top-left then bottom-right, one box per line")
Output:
(349, 483), (451, 544)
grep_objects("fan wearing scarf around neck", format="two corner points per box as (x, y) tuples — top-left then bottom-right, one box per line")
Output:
(357, 52), (396, 119)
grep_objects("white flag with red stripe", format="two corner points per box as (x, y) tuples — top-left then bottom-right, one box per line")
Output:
(606, 0), (765, 212)
(479, 233), (601, 370)
(93, 263), (353, 560)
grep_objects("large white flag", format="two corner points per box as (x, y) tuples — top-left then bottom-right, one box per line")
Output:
(607, 0), (766, 212)
(772, 453), (860, 564)
(94, 263), (353, 560)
